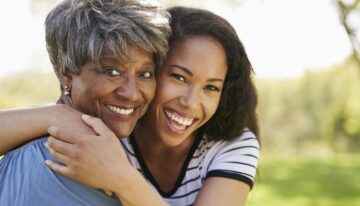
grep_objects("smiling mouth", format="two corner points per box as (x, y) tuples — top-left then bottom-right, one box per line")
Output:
(107, 105), (135, 115)
(165, 110), (195, 132)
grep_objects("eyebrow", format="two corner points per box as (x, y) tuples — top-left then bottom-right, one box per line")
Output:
(168, 64), (193, 76)
(207, 78), (224, 83)
(168, 64), (224, 83)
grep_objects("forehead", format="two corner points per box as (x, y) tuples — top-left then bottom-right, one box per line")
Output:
(166, 36), (227, 77)
(100, 46), (154, 65)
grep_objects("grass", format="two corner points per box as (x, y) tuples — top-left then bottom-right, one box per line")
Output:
(247, 155), (360, 206)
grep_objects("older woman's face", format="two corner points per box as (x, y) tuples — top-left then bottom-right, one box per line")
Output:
(64, 46), (156, 138)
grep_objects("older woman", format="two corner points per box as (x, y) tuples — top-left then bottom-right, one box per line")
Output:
(0, 0), (170, 205)
(0, 5), (260, 206)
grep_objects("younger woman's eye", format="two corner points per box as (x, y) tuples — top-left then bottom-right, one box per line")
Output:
(102, 67), (121, 77)
(205, 85), (221, 92)
(170, 73), (186, 82)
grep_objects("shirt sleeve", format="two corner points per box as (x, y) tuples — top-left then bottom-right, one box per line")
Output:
(205, 130), (260, 188)
(0, 138), (121, 206)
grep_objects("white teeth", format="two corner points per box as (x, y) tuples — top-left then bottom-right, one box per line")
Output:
(107, 105), (134, 115)
(172, 123), (186, 130)
(165, 111), (194, 126)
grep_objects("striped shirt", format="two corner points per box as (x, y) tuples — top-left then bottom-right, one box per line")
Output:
(120, 129), (260, 206)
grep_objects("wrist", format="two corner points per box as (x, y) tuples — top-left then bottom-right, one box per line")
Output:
(112, 164), (139, 197)
(49, 104), (67, 126)
(114, 165), (167, 206)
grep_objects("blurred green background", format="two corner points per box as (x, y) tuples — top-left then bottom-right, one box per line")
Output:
(1, 0), (359, 205)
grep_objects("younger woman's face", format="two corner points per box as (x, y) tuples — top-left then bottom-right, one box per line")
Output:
(143, 36), (227, 147)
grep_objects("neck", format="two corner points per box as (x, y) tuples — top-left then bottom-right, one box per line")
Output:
(133, 122), (197, 162)
(132, 121), (200, 193)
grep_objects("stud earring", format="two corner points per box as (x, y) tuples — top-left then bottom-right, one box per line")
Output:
(64, 85), (70, 96)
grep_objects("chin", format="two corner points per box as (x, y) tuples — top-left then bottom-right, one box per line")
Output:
(116, 128), (133, 138)
(161, 134), (188, 148)
(107, 124), (133, 138)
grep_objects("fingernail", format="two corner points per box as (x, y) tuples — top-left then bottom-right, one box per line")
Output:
(82, 114), (90, 119)
(44, 160), (51, 166)
(45, 142), (49, 148)
(48, 147), (54, 155)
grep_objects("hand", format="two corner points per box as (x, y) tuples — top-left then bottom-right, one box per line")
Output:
(45, 115), (133, 193)
(47, 115), (168, 206)
(51, 105), (95, 136)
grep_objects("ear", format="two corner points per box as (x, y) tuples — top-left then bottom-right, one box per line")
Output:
(58, 71), (75, 106)
(59, 71), (73, 91)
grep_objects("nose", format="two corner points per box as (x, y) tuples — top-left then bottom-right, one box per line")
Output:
(116, 75), (140, 102)
(179, 87), (200, 109)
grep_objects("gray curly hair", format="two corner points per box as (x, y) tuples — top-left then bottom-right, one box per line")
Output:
(45, 0), (171, 78)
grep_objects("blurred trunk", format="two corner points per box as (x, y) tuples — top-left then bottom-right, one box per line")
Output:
(336, 0), (360, 72)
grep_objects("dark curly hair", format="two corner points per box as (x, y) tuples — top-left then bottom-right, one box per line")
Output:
(167, 6), (259, 141)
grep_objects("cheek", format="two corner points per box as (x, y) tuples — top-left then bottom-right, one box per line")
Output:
(143, 81), (157, 102)
(204, 96), (222, 119)
(138, 81), (157, 115)
(154, 80), (179, 105)
(70, 78), (91, 109)
(71, 78), (108, 111)
(74, 80), (102, 99)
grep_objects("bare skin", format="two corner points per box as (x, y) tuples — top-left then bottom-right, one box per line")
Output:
(0, 104), (90, 155)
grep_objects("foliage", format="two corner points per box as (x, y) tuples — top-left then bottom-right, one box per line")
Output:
(0, 72), (60, 108)
(256, 57), (360, 154)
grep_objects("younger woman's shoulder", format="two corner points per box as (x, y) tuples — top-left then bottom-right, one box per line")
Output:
(205, 128), (260, 150)
(231, 129), (259, 147)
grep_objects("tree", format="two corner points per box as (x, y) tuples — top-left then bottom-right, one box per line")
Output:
(335, 0), (360, 71)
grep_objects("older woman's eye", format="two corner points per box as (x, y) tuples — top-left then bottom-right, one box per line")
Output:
(139, 71), (153, 80)
(102, 67), (121, 77)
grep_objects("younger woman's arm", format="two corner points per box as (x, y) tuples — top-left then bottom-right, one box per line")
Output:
(193, 131), (260, 206)
(0, 104), (90, 155)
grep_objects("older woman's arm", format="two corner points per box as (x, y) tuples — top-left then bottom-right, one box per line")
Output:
(0, 104), (90, 155)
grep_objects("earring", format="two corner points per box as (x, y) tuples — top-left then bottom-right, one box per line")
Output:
(64, 85), (70, 96)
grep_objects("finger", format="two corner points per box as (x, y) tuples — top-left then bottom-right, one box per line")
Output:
(104, 190), (114, 196)
(45, 159), (73, 178)
(48, 126), (81, 144)
(81, 115), (114, 137)
(47, 136), (76, 157)
(45, 143), (72, 166)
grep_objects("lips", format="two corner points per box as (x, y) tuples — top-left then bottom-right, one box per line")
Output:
(164, 109), (195, 133)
